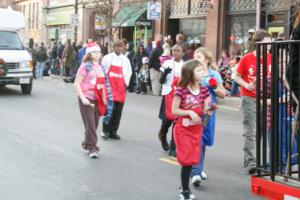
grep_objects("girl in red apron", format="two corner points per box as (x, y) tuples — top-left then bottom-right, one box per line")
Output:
(74, 42), (106, 159)
(172, 60), (211, 200)
(158, 44), (185, 155)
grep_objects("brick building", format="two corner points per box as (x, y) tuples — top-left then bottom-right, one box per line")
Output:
(14, 0), (45, 45)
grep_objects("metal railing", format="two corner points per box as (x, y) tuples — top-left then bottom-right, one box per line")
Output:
(256, 40), (300, 184)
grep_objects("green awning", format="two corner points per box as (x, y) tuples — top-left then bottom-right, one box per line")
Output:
(46, 6), (74, 26)
(113, 3), (147, 27)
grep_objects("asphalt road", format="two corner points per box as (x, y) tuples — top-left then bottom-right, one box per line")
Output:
(0, 79), (262, 200)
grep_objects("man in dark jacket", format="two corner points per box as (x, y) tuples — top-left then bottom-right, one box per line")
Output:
(50, 41), (58, 75)
(149, 40), (163, 96)
(126, 42), (135, 93)
(57, 41), (65, 76)
(36, 42), (48, 79)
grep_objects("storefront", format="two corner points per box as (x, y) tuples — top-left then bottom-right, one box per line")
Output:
(46, 5), (74, 43)
(113, 3), (153, 49)
(226, 0), (257, 56)
(168, 0), (208, 45)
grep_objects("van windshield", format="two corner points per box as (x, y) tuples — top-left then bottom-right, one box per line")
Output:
(0, 31), (23, 50)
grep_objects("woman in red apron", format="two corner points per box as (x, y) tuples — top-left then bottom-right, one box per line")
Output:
(158, 44), (185, 156)
(172, 60), (211, 200)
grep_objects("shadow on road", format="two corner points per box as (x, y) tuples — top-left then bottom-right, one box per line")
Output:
(0, 86), (24, 96)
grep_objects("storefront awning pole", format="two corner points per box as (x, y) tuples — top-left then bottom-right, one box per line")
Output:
(134, 26), (137, 51)
(144, 26), (147, 47)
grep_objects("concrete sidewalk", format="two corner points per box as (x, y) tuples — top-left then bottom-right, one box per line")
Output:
(218, 96), (241, 111)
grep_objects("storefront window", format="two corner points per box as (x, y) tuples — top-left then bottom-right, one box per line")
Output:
(229, 15), (256, 55)
(170, 0), (189, 18)
(229, 0), (256, 12)
(180, 18), (206, 44)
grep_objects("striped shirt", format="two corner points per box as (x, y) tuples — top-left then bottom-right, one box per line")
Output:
(175, 86), (210, 110)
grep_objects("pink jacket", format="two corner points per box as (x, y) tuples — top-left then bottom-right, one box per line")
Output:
(159, 55), (172, 66)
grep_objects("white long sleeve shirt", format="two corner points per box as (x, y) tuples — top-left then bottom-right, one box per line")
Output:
(101, 52), (132, 86)
(160, 58), (184, 96)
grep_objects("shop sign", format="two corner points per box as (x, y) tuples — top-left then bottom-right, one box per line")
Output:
(95, 16), (106, 30)
(136, 21), (151, 26)
(147, 2), (161, 20)
(70, 14), (79, 26)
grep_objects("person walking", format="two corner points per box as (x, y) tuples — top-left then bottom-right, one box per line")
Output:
(149, 40), (163, 96)
(74, 42), (107, 159)
(158, 44), (185, 156)
(234, 29), (272, 174)
(35, 42), (48, 79)
(191, 47), (225, 186)
(172, 59), (211, 200)
(101, 40), (132, 140)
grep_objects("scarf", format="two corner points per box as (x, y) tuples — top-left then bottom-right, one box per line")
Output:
(84, 61), (114, 124)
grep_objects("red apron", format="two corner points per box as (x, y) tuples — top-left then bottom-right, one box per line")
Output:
(164, 77), (180, 121)
(174, 107), (203, 166)
(108, 65), (126, 103)
(94, 75), (107, 116)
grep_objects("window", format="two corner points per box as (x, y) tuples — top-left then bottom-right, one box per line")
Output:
(32, 3), (35, 29)
(36, 2), (39, 29)
(0, 31), (24, 50)
(28, 3), (31, 29)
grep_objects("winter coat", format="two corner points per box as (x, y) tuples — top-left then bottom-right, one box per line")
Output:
(149, 46), (163, 71)
(36, 47), (48, 62)
(132, 52), (147, 72)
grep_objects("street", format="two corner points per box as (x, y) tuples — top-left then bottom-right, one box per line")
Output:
(0, 79), (262, 200)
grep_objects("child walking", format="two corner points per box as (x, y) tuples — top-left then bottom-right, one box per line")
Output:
(172, 59), (211, 200)
(74, 42), (108, 159)
(191, 48), (225, 186)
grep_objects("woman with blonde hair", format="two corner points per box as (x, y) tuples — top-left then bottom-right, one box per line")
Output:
(191, 47), (225, 186)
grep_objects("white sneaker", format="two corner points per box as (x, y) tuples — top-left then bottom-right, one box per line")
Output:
(179, 190), (195, 200)
(89, 152), (98, 159)
(191, 175), (201, 187)
(201, 171), (208, 180)
(179, 188), (196, 199)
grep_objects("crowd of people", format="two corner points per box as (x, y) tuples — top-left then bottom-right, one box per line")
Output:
(26, 25), (294, 200)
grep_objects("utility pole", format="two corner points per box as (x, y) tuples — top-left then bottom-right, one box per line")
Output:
(74, 0), (78, 43)
(256, 0), (261, 30)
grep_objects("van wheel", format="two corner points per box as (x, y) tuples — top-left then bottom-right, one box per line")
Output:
(21, 82), (32, 95)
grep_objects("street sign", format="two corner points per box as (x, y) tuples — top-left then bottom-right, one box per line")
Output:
(95, 15), (106, 30)
(147, 2), (161, 20)
(70, 14), (79, 26)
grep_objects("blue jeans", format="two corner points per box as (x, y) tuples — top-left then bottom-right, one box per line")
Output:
(191, 145), (206, 177)
(230, 80), (239, 96)
(135, 72), (141, 93)
(36, 61), (45, 79)
(51, 58), (58, 74)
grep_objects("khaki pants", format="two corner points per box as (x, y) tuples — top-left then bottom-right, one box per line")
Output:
(150, 68), (161, 96)
(241, 96), (256, 169)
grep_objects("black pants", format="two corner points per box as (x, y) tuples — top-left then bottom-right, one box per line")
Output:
(160, 119), (176, 151)
(103, 102), (124, 136)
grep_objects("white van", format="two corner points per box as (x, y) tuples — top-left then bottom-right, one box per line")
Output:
(0, 7), (33, 94)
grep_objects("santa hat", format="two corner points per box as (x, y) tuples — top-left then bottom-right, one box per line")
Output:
(86, 42), (101, 54)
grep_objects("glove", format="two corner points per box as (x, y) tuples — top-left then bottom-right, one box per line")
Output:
(159, 68), (172, 84)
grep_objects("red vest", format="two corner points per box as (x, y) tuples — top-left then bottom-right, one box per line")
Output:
(108, 64), (126, 103)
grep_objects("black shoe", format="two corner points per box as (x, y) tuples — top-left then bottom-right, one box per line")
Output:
(101, 132), (109, 140)
(248, 167), (257, 175)
(110, 134), (121, 140)
(168, 149), (176, 157)
(158, 131), (169, 151)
